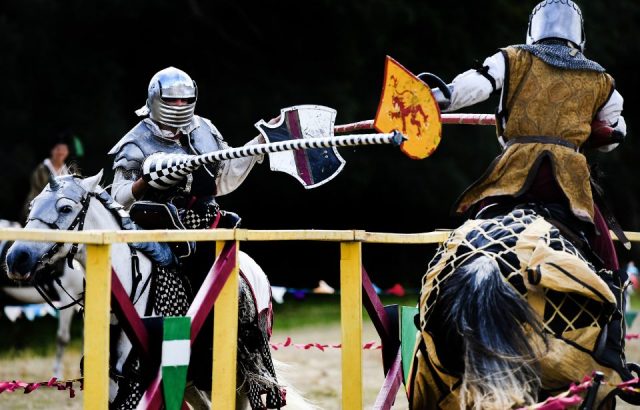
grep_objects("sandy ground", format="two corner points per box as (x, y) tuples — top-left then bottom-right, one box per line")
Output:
(0, 319), (638, 409)
(270, 322), (408, 409)
(273, 318), (640, 410)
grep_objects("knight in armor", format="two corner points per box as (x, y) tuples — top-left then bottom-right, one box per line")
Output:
(109, 67), (262, 232)
(433, 0), (626, 272)
(413, 1), (635, 404)
(108, 67), (286, 409)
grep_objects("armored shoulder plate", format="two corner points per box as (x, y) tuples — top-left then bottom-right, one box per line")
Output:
(112, 143), (145, 171)
(109, 121), (151, 156)
(189, 116), (224, 154)
(109, 121), (192, 171)
(109, 122), (152, 171)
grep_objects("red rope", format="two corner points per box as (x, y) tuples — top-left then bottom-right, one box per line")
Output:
(270, 337), (382, 351)
(268, 334), (640, 351)
(518, 376), (640, 410)
(0, 377), (82, 398)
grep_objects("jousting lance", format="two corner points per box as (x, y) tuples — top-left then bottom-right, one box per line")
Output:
(334, 113), (497, 133)
(142, 56), (615, 190)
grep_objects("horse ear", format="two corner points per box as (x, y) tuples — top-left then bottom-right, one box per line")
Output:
(79, 170), (104, 193)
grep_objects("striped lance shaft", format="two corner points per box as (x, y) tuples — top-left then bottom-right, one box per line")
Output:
(142, 131), (404, 189)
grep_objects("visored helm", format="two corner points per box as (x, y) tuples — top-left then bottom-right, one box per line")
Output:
(136, 67), (198, 129)
(526, 0), (585, 51)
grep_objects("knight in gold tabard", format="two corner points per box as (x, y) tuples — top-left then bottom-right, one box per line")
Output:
(432, 0), (627, 271)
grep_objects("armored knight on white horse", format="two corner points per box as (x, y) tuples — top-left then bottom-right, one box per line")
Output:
(106, 67), (289, 409)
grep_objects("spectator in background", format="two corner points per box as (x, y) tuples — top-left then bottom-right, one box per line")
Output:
(21, 141), (71, 221)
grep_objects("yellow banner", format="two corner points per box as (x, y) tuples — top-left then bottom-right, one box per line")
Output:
(374, 56), (441, 159)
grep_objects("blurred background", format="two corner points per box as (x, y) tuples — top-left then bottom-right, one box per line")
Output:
(1, 0), (639, 289)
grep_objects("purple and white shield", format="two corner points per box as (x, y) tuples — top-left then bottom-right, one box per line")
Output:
(255, 105), (346, 189)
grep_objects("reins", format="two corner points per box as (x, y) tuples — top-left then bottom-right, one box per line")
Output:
(29, 189), (145, 312)
(29, 193), (93, 311)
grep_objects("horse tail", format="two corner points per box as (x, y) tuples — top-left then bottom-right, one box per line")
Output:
(439, 255), (546, 410)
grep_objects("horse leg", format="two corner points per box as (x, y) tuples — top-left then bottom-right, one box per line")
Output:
(54, 307), (75, 377)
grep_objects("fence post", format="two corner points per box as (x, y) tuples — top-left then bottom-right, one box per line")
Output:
(341, 241), (363, 409)
(212, 240), (239, 409)
(84, 244), (112, 410)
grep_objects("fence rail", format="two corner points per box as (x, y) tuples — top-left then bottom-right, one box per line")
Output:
(1, 227), (637, 409)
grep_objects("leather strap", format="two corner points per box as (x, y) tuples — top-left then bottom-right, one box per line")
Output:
(504, 136), (578, 151)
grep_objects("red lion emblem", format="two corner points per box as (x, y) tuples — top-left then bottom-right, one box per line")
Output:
(388, 75), (429, 137)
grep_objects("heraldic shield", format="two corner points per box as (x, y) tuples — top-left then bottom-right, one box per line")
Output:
(374, 56), (442, 159)
(255, 105), (346, 189)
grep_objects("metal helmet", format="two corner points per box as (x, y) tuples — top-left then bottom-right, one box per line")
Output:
(526, 0), (585, 51)
(136, 67), (198, 129)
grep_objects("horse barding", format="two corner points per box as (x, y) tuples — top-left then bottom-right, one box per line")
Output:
(407, 206), (640, 409)
(1, 218), (84, 378)
(5, 172), (306, 410)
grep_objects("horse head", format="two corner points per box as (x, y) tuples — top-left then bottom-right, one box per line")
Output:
(6, 171), (103, 281)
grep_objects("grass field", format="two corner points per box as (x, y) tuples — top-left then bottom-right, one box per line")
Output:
(0, 293), (639, 409)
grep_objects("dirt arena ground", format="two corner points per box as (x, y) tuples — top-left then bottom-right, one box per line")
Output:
(0, 313), (638, 409)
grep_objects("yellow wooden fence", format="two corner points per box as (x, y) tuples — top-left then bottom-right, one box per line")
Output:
(0, 228), (637, 409)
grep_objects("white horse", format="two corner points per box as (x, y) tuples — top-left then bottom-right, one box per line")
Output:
(1, 219), (84, 377)
(5, 172), (312, 409)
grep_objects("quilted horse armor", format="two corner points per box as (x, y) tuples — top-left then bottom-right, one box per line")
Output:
(408, 207), (637, 409)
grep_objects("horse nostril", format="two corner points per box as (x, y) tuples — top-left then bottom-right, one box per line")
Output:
(8, 249), (32, 275)
(16, 251), (29, 265)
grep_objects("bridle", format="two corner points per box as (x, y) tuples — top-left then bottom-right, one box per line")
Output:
(28, 192), (93, 311)
(28, 186), (149, 311)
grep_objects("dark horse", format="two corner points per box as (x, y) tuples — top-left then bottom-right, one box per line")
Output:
(408, 206), (639, 409)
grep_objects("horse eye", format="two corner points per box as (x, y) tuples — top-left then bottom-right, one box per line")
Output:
(60, 205), (73, 214)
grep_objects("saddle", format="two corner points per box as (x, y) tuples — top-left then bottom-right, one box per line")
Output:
(129, 201), (194, 259)
(129, 200), (242, 261)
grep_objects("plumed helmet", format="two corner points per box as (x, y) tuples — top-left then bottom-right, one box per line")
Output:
(136, 67), (198, 129)
(526, 0), (585, 51)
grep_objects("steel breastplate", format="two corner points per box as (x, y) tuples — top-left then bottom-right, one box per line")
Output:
(110, 117), (223, 201)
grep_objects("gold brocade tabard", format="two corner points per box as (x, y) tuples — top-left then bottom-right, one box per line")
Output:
(455, 46), (614, 223)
